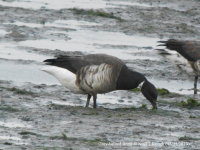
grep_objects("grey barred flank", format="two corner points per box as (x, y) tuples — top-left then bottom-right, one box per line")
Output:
(76, 63), (122, 94)
(194, 60), (200, 74)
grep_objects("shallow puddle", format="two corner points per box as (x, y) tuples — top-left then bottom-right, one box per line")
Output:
(0, 42), (49, 61)
(0, 28), (10, 36)
(0, 121), (32, 128)
(18, 39), (158, 60)
(107, 1), (152, 8)
(18, 28), (159, 60)
(149, 78), (200, 95)
(80, 93), (143, 107)
(0, 135), (21, 141)
(0, 0), (115, 9)
(0, 61), (58, 85)
(40, 98), (79, 106)
(0, 135), (29, 146)
(0, 0), (158, 10)
(0, 26), (198, 95)
(60, 121), (73, 124)
(14, 141), (29, 145)
(155, 123), (189, 129)
(3, 19), (160, 61)
(157, 3), (191, 11)
(4, 20), (100, 30)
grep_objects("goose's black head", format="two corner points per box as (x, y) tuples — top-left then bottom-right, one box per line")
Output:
(140, 80), (158, 109)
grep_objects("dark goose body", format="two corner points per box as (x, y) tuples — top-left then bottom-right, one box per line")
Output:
(41, 54), (158, 108)
(157, 39), (200, 94)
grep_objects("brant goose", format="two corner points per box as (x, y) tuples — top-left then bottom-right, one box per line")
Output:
(41, 54), (158, 109)
(157, 39), (200, 94)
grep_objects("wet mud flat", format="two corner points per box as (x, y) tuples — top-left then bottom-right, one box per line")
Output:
(1, 80), (200, 150)
(0, 0), (200, 149)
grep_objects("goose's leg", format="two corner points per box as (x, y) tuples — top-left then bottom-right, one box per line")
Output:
(85, 94), (91, 107)
(93, 94), (97, 108)
(194, 76), (198, 94)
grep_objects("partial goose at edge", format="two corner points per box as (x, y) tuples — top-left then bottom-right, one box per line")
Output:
(157, 39), (200, 94)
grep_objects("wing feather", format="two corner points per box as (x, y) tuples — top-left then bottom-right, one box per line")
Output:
(43, 54), (125, 74)
(158, 39), (200, 61)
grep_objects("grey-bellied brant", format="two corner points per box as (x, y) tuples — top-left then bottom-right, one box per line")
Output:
(41, 54), (158, 109)
(157, 39), (200, 94)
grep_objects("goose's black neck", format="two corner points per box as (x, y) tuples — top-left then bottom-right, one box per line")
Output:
(116, 66), (146, 90)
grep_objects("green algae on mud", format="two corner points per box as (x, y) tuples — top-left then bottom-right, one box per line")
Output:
(0, 105), (20, 112)
(82, 111), (99, 115)
(19, 131), (39, 136)
(189, 115), (196, 118)
(50, 134), (109, 146)
(69, 8), (124, 21)
(180, 98), (200, 108)
(131, 88), (170, 94)
(130, 87), (141, 92)
(9, 87), (35, 95)
(158, 97), (200, 110)
(179, 135), (200, 141)
(131, 88), (179, 97)
(113, 105), (179, 117)
(157, 89), (180, 98)
(62, 133), (67, 140)
(157, 88), (169, 95)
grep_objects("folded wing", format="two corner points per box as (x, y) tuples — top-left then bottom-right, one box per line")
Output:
(43, 54), (125, 74)
(158, 39), (200, 61)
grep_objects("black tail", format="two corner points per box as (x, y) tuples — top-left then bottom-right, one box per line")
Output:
(43, 55), (81, 73)
(43, 55), (74, 64)
(157, 39), (183, 50)
(43, 59), (55, 63)
(157, 40), (168, 43)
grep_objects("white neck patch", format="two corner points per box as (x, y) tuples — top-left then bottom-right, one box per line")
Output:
(138, 81), (145, 88)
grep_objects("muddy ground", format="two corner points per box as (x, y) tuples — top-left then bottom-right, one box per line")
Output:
(0, 0), (200, 149)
